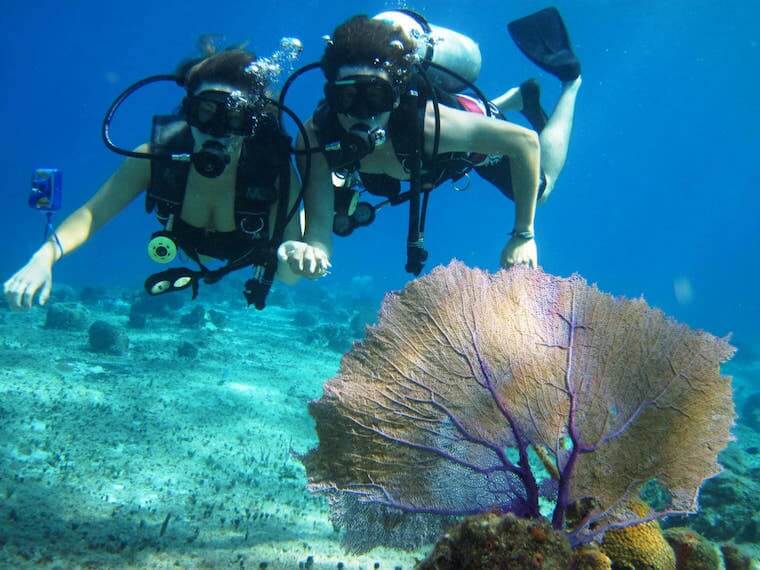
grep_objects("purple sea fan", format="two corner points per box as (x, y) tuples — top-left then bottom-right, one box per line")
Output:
(300, 261), (735, 552)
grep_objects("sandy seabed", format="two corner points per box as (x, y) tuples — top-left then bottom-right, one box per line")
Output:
(0, 290), (425, 569)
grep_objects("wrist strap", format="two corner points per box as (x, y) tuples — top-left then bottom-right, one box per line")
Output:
(48, 232), (64, 261)
(511, 230), (534, 240)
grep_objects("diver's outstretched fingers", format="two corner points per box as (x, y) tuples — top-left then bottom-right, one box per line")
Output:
(304, 247), (317, 275)
(318, 252), (331, 273)
(276, 242), (289, 263)
(21, 281), (37, 309)
(39, 280), (52, 306)
(286, 253), (301, 273)
(4, 277), (23, 310)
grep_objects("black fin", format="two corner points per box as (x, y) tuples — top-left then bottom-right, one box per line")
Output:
(508, 7), (581, 82)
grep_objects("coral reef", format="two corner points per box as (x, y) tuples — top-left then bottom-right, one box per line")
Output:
(180, 305), (206, 328)
(739, 392), (760, 431)
(88, 320), (129, 354)
(416, 513), (572, 570)
(128, 308), (147, 329)
(48, 283), (77, 303)
(129, 292), (185, 320)
(45, 303), (89, 330)
(570, 545), (612, 569)
(207, 309), (227, 328)
(665, 467), (760, 543)
(79, 286), (109, 306)
(177, 341), (199, 359)
(599, 500), (675, 570)
(664, 527), (721, 570)
(720, 544), (755, 570)
(300, 262), (735, 552)
(315, 323), (353, 353)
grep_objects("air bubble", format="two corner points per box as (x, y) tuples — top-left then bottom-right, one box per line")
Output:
(244, 36), (304, 88)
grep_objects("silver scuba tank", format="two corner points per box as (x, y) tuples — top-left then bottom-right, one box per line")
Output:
(373, 11), (482, 92)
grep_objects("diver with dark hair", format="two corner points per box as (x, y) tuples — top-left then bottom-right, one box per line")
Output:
(4, 45), (330, 310)
(291, 8), (581, 274)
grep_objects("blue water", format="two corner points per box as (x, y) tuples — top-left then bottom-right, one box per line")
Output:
(1, 0), (758, 345)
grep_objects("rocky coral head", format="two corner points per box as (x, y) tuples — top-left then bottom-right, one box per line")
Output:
(300, 261), (736, 552)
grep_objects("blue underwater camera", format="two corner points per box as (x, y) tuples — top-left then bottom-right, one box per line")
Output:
(29, 168), (62, 212)
(29, 168), (63, 244)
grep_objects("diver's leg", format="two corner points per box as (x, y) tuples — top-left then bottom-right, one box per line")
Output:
(537, 76), (581, 204)
(492, 86), (522, 113)
(493, 80), (547, 132)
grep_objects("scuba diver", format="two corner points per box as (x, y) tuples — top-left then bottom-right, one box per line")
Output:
(290, 7), (582, 275)
(4, 46), (330, 311)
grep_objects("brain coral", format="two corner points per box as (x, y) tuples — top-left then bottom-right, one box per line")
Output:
(571, 545), (613, 570)
(664, 527), (721, 570)
(600, 499), (676, 570)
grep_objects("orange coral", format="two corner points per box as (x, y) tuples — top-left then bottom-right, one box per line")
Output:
(600, 499), (676, 570)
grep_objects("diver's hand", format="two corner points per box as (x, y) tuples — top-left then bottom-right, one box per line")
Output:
(277, 240), (331, 279)
(3, 252), (54, 309)
(500, 235), (537, 269)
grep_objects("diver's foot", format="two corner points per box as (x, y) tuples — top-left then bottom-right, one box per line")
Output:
(554, 55), (581, 83)
(519, 79), (548, 132)
(561, 74), (582, 93)
(537, 177), (554, 206)
(537, 170), (561, 205)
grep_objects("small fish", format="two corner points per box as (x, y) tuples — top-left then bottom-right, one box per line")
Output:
(745, 446), (759, 455)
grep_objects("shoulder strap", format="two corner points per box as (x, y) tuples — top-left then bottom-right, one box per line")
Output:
(236, 114), (291, 213)
(388, 78), (427, 163)
(147, 116), (193, 221)
(311, 101), (360, 172)
(237, 117), (293, 241)
(390, 79), (461, 189)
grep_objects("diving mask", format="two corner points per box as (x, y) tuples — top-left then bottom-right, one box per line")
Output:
(325, 75), (397, 119)
(182, 90), (262, 137)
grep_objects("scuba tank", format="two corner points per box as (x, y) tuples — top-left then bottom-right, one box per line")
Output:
(373, 10), (482, 92)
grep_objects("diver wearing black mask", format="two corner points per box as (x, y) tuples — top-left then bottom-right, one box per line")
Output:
(5, 46), (329, 313)
(323, 73), (397, 160)
(97, 48), (327, 307)
(181, 87), (264, 177)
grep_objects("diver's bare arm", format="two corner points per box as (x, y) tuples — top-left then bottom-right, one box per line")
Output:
(275, 165), (306, 284)
(425, 105), (540, 234)
(35, 144), (151, 265)
(297, 122), (334, 260)
(281, 164), (304, 243)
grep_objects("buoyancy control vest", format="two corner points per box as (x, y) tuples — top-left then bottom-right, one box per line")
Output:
(312, 76), (482, 198)
(146, 113), (293, 308)
(312, 76), (547, 274)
